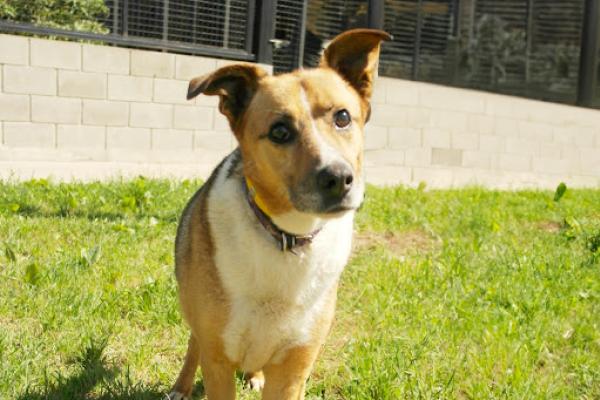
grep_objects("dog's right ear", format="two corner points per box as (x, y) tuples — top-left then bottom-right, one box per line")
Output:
(187, 63), (267, 131)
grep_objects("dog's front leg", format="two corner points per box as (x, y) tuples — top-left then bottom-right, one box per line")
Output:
(262, 345), (320, 400)
(200, 352), (236, 400)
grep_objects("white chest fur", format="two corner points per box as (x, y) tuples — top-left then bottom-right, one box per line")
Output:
(206, 162), (354, 372)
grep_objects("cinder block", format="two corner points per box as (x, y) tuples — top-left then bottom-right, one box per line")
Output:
(152, 129), (193, 150)
(3, 65), (56, 95)
(0, 93), (30, 121)
(404, 107), (433, 129)
(505, 137), (539, 156)
(494, 118), (520, 137)
(130, 103), (173, 128)
(0, 34), (29, 65)
(194, 130), (232, 151)
(30, 38), (80, 70)
(370, 104), (406, 127)
(107, 127), (151, 149)
(388, 127), (421, 149)
(498, 154), (530, 172)
(385, 80), (419, 106)
(175, 54), (218, 80)
(107, 75), (153, 102)
(131, 50), (175, 78)
(174, 105), (213, 130)
(431, 110), (467, 132)
(404, 147), (431, 167)
(422, 128), (450, 148)
(419, 86), (486, 114)
(364, 125), (387, 150)
(540, 143), (561, 159)
(213, 109), (230, 131)
(32, 96), (81, 124)
(431, 148), (462, 166)
(58, 70), (106, 99)
(462, 151), (491, 169)
(365, 150), (405, 166)
(479, 134), (504, 153)
(467, 114), (494, 135)
(3, 122), (54, 147)
(153, 79), (190, 104)
(485, 94), (514, 117)
(532, 157), (569, 175)
(580, 148), (600, 177)
(83, 100), (129, 126)
(451, 132), (478, 150)
(195, 93), (219, 107)
(553, 126), (575, 145)
(82, 44), (130, 74)
(518, 120), (553, 142)
(371, 78), (387, 104)
(572, 127), (597, 147)
(57, 125), (106, 148)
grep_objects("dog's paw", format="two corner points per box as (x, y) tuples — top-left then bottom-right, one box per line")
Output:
(245, 371), (265, 392)
(166, 391), (188, 400)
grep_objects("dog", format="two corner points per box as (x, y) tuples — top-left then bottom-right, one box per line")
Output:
(168, 29), (390, 400)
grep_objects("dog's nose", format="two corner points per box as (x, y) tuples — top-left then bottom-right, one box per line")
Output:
(317, 163), (354, 199)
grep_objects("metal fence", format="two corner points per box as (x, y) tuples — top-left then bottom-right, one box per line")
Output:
(0, 0), (598, 108)
(298, 0), (600, 109)
(0, 0), (256, 60)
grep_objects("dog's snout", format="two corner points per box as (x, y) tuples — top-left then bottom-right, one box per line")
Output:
(317, 163), (354, 199)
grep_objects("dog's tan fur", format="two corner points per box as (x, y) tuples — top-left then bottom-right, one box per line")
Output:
(170, 29), (390, 400)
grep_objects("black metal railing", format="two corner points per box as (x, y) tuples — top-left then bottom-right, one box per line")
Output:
(297, 0), (600, 109)
(0, 0), (257, 61)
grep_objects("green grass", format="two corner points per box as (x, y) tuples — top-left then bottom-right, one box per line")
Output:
(1, 177), (599, 399)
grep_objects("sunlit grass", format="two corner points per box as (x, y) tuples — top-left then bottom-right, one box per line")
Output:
(1, 178), (599, 399)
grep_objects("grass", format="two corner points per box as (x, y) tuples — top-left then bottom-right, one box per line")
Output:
(1, 177), (599, 399)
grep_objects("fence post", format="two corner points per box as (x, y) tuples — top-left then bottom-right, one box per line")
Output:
(296, 0), (308, 68)
(122, 0), (129, 37)
(163, 0), (169, 42)
(412, 0), (424, 80)
(112, 0), (119, 34)
(255, 0), (276, 64)
(577, 0), (600, 106)
(368, 0), (385, 29)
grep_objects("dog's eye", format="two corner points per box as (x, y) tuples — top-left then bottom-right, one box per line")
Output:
(268, 123), (294, 144)
(334, 109), (351, 129)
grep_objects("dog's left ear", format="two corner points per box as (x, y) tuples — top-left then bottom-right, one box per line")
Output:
(320, 29), (391, 100)
(187, 63), (268, 131)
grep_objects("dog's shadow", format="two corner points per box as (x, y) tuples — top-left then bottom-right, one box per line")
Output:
(16, 340), (205, 400)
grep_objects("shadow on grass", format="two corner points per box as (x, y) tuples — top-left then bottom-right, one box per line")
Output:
(6, 207), (180, 224)
(16, 339), (204, 400)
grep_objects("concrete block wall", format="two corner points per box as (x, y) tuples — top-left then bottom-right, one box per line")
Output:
(1, 33), (599, 188)
(0, 34), (245, 179)
(365, 77), (600, 188)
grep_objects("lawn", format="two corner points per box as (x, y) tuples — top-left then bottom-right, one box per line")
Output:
(1, 178), (599, 399)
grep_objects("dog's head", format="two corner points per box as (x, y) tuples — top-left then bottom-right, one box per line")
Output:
(188, 29), (390, 219)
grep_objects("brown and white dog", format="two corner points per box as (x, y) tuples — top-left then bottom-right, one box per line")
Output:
(169, 29), (390, 400)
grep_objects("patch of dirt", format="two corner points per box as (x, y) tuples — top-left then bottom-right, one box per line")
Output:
(535, 220), (562, 233)
(353, 229), (436, 257)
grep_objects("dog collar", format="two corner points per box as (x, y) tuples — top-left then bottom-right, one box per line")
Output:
(243, 177), (321, 253)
